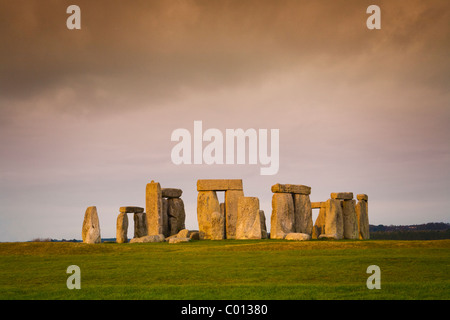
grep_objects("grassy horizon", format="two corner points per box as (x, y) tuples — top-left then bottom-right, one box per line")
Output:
(0, 239), (449, 300)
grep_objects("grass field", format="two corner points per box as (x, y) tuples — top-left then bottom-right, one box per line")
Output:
(0, 239), (449, 300)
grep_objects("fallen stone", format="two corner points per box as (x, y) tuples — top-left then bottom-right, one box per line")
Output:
(116, 212), (128, 243)
(330, 192), (354, 200)
(197, 191), (220, 240)
(270, 193), (295, 239)
(161, 188), (183, 198)
(146, 181), (163, 236)
(130, 234), (165, 243)
(236, 197), (262, 240)
(357, 194), (368, 201)
(285, 233), (311, 241)
(197, 179), (243, 191)
(169, 237), (191, 244)
(189, 231), (200, 240)
(225, 189), (244, 239)
(271, 183), (311, 195)
(293, 193), (313, 235)
(342, 199), (358, 239)
(82, 206), (101, 244)
(177, 228), (190, 238)
(133, 212), (148, 238)
(119, 206), (144, 213)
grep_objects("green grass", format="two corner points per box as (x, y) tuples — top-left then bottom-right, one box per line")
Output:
(0, 239), (449, 299)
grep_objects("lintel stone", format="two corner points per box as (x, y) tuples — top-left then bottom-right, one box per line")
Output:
(197, 179), (243, 191)
(271, 183), (311, 195)
(119, 206), (144, 213)
(330, 192), (353, 200)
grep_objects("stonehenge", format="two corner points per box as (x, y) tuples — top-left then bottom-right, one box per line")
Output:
(83, 179), (370, 244)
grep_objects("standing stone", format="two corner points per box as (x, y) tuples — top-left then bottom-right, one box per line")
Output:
(312, 203), (326, 239)
(260, 210), (268, 239)
(324, 199), (344, 240)
(197, 191), (220, 240)
(293, 194), (313, 235)
(270, 193), (295, 239)
(162, 198), (169, 237)
(342, 199), (359, 239)
(134, 212), (148, 238)
(356, 195), (370, 239)
(236, 197), (262, 240)
(82, 206), (101, 244)
(146, 180), (163, 235)
(116, 212), (128, 243)
(168, 198), (186, 236)
(225, 189), (244, 239)
(210, 211), (225, 240)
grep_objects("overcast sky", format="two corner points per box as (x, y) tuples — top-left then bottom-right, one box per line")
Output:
(1, 0), (449, 241)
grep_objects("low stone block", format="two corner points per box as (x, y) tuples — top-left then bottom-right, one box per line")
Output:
(330, 192), (354, 200)
(285, 233), (311, 241)
(119, 206), (144, 213)
(189, 231), (200, 240)
(161, 188), (183, 198)
(197, 179), (243, 191)
(169, 237), (191, 244)
(318, 233), (339, 240)
(130, 234), (165, 243)
(271, 183), (311, 195)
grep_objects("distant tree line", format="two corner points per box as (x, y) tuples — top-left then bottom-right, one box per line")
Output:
(369, 222), (450, 240)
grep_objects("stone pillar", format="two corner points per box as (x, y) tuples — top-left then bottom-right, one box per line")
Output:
(116, 212), (128, 243)
(270, 193), (295, 239)
(210, 211), (225, 240)
(356, 194), (370, 239)
(225, 189), (244, 239)
(236, 197), (262, 239)
(162, 198), (169, 237)
(324, 198), (344, 240)
(134, 212), (147, 238)
(82, 206), (101, 244)
(342, 199), (358, 239)
(146, 180), (163, 236)
(312, 202), (326, 239)
(197, 191), (221, 240)
(168, 198), (186, 236)
(260, 210), (268, 239)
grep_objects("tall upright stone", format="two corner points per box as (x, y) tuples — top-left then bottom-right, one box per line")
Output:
(210, 211), (225, 240)
(356, 194), (370, 239)
(82, 206), (101, 244)
(342, 199), (358, 239)
(312, 202), (326, 239)
(134, 212), (147, 238)
(116, 212), (128, 243)
(270, 193), (295, 239)
(146, 180), (163, 236)
(324, 199), (344, 239)
(162, 198), (169, 237)
(168, 198), (186, 236)
(197, 191), (221, 240)
(260, 210), (268, 239)
(236, 197), (262, 240)
(225, 189), (244, 239)
(293, 194), (313, 235)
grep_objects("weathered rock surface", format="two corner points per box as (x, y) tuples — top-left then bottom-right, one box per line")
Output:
(312, 203), (326, 239)
(236, 197), (262, 239)
(130, 234), (165, 243)
(342, 199), (358, 239)
(356, 199), (370, 239)
(311, 202), (324, 209)
(270, 193), (295, 239)
(133, 212), (148, 238)
(82, 206), (101, 244)
(168, 198), (186, 236)
(210, 211), (225, 240)
(285, 233), (311, 241)
(271, 183), (311, 195)
(197, 179), (243, 191)
(116, 212), (128, 243)
(119, 206), (144, 213)
(161, 188), (183, 198)
(324, 199), (344, 240)
(357, 194), (368, 201)
(146, 181), (163, 236)
(197, 191), (221, 240)
(318, 233), (339, 240)
(168, 237), (191, 244)
(225, 189), (244, 239)
(330, 192), (353, 200)
(259, 210), (268, 239)
(293, 193), (313, 235)
(162, 198), (169, 237)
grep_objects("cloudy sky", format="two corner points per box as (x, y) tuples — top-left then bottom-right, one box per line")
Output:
(1, 0), (449, 241)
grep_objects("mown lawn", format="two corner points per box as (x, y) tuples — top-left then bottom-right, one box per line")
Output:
(0, 239), (449, 299)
